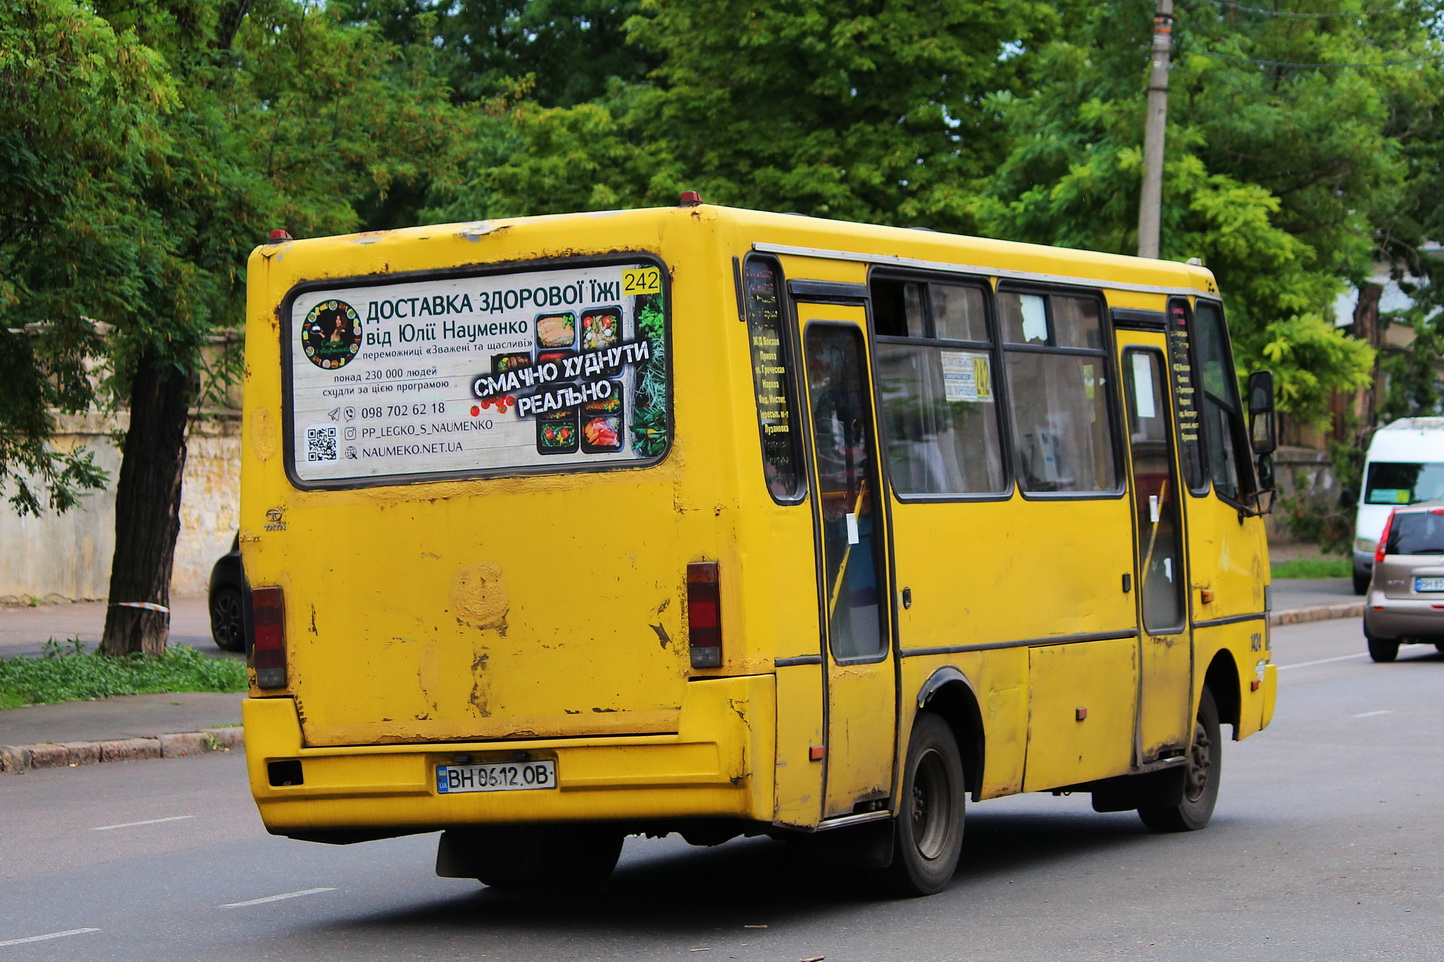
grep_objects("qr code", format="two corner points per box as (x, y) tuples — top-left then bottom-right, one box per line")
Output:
(306, 425), (338, 462)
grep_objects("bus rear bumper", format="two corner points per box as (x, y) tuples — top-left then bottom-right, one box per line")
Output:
(243, 675), (776, 839)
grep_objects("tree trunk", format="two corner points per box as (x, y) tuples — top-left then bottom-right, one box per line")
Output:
(99, 352), (195, 657)
(1353, 282), (1384, 431)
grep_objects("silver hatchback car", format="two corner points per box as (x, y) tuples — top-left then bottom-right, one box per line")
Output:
(1364, 501), (1444, 662)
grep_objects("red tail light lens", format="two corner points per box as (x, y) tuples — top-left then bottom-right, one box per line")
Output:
(1375, 511), (1396, 564)
(687, 562), (721, 669)
(250, 586), (287, 689)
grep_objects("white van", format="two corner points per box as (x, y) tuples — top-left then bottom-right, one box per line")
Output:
(1351, 417), (1444, 592)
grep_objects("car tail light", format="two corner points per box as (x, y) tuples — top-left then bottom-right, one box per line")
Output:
(1374, 510), (1397, 564)
(687, 562), (721, 669)
(250, 586), (287, 689)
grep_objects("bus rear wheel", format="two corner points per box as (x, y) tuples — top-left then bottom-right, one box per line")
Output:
(437, 826), (624, 894)
(1138, 688), (1221, 833)
(874, 712), (965, 897)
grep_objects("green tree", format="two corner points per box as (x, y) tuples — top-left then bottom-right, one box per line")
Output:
(622, 0), (1071, 226)
(5, 0), (469, 654)
(331, 0), (655, 108)
(970, 0), (1444, 425)
(0, 0), (171, 515)
(434, 0), (1086, 225)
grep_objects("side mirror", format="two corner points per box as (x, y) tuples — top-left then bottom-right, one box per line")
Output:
(1247, 370), (1277, 456)
(1256, 452), (1275, 493)
(1340, 487), (1358, 511)
(1252, 453), (1276, 516)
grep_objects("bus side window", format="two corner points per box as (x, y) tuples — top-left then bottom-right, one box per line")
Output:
(743, 255), (805, 501)
(1192, 301), (1251, 503)
(1167, 300), (1209, 494)
(1000, 291), (1119, 495)
(870, 277), (1006, 497)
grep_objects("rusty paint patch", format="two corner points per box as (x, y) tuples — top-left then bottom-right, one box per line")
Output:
(418, 643), (440, 713)
(650, 622), (671, 648)
(450, 562), (509, 630)
(250, 406), (277, 462)
(469, 651), (491, 717)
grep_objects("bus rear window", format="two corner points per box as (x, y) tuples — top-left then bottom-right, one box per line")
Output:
(285, 260), (669, 487)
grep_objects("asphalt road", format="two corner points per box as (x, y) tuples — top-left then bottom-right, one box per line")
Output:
(2, 617), (1440, 962)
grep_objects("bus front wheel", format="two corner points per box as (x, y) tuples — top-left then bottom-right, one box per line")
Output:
(875, 712), (965, 897)
(1138, 688), (1221, 833)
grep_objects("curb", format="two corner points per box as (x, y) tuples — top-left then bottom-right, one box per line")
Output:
(0, 726), (243, 775)
(1270, 603), (1364, 626)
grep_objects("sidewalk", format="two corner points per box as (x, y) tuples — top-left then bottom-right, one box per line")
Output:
(0, 595), (245, 774)
(0, 580), (1364, 775)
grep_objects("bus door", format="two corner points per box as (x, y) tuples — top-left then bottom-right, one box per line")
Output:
(1118, 335), (1191, 763)
(798, 309), (898, 818)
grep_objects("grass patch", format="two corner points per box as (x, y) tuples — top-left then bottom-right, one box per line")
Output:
(1271, 557), (1352, 579)
(0, 639), (247, 709)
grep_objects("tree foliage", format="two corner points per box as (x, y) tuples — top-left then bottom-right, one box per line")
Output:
(968, 0), (1444, 425)
(5, 0), (1444, 643)
(0, 0), (173, 513)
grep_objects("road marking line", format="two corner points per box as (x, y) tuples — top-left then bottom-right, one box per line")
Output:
(1277, 653), (1369, 671)
(0, 928), (100, 947)
(220, 887), (336, 908)
(1353, 710), (1393, 718)
(92, 815), (195, 832)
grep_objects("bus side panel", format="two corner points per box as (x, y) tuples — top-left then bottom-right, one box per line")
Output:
(1186, 497), (1274, 735)
(892, 497), (1137, 793)
(891, 499), (1135, 653)
(1022, 637), (1137, 791)
(773, 663), (825, 828)
(1188, 500), (1269, 626)
(897, 651), (1027, 800)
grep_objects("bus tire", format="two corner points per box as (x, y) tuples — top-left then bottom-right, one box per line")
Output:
(438, 826), (623, 894)
(875, 712), (965, 897)
(1138, 688), (1221, 833)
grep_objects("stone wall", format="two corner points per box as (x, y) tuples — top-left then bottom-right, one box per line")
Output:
(0, 416), (239, 603)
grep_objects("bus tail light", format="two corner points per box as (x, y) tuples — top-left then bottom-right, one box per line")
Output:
(1374, 510), (1397, 564)
(687, 562), (721, 669)
(251, 586), (288, 689)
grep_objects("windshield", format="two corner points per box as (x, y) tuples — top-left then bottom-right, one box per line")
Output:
(1364, 461), (1444, 506)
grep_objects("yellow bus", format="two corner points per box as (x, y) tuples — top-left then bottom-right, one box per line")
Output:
(241, 198), (1279, 896)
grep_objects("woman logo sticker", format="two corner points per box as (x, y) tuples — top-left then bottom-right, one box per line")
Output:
(301, 300), (362, 370)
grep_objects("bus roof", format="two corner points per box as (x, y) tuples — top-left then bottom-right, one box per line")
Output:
(257, 202), (1221, 301)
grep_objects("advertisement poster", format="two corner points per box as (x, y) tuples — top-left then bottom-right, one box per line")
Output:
(288, 262), (668, 486)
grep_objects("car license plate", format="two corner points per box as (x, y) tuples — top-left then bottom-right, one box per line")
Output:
(1416, 577), (1444, 593)
(436, 759), (557, 794)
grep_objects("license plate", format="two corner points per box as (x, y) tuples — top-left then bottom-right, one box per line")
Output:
(1416, 577), (1444, 593)
(436, 759), (557, 794)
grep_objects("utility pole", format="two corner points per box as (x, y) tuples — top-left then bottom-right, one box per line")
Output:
(1138, 0), (1173, 259)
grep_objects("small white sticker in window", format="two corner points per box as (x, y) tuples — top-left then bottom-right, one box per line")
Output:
(940, 351), (993, 403)
(1132, 353), (1157, 419)
(1020, 294), (1048, 343)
